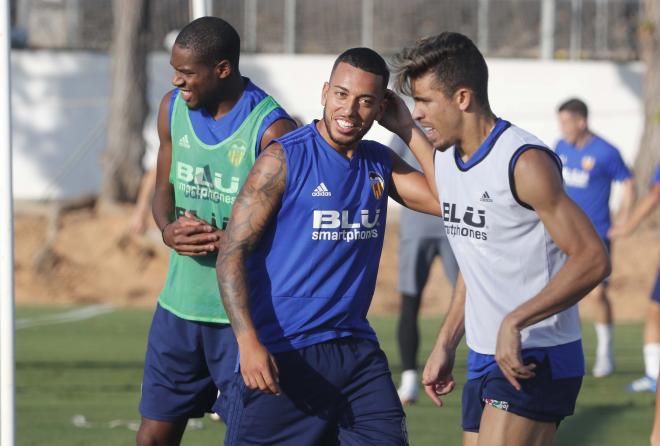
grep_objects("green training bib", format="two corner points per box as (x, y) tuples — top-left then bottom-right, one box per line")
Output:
(158, 93), (280, 323)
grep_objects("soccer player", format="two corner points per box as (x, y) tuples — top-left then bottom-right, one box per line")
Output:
(390, 32), (610, 446)
(136, 17), (296, 446)
(389, 134), (459, 405)
(555, 98), (636, 377)
(609, 164), (660, 393)
(216, 47), (440, 445)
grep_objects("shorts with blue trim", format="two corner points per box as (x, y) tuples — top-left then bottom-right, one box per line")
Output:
(139, 304), (238, 422)
(652, 270), (660, 304)
(222, 337), (408, 446)
(461, 356), (582, 432)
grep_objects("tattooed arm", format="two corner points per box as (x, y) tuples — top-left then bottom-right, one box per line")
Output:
(216, 143), (287, 395)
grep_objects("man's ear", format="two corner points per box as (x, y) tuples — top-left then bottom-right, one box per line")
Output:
(321, 81), (329, 106)
(455, 88), (473, 112)
(215, 60), (232, 79)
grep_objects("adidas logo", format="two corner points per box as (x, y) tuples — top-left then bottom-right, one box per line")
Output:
(312, 182), (332, 197)
(480, 191), (493, 202)
(178, 134), (191, 149)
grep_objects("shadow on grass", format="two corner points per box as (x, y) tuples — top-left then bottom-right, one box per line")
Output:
(556, 402), (636, 445)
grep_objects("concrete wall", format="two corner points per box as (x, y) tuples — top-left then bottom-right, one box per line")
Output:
(11, 50), (644, 200)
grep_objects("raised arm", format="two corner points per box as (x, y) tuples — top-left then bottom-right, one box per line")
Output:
(388, 148), (441, 216)
(379, 90), (439, 200)
(216, 143), (287, 395)
(495, 149), (611, 389)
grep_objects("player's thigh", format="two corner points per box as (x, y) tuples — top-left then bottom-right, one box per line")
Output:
(398, 237), (435, 296)
(477, 405), (555, 446)
(224, 345), (344, 446)
(585, 282), (607, 302)
(201, 322), (238, 418)
(338, 340), (408, 445)
(139, 305), (217, 421)
(463, 431), (478, 446)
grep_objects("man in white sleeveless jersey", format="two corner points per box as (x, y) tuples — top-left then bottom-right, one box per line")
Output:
(386, 33), (611, 446)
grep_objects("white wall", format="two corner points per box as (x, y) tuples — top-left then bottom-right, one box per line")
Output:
(11, 51), (644, 200)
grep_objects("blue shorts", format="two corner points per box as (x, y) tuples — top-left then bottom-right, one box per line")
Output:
(652, 271), (660, 304)
(462, 356), (582, 432)
(139, 304), (238, 422)
(222, 337), (408, 445)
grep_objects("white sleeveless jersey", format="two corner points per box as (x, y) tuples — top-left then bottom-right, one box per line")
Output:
(435, 120), (581, 354)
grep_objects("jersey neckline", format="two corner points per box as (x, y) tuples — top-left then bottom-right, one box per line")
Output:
(454, 118), (511, 171)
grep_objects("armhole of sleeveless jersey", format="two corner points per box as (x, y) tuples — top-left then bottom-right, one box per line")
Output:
(267, 137), (291, 199)
(508, 145), (562, 211)
(167, 90), (178, 184)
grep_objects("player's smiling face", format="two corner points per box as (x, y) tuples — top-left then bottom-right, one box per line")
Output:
(170, 44), (223, 110)
(319, 62), (386, 151)
(410, 71), (463, 152)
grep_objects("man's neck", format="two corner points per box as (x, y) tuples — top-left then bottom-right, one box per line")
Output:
(204, 75), (245, 120)
(573, 130), (593, 149)
(457, 111), (497, 161)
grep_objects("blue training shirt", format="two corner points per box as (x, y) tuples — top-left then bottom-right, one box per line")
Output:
(555, 135), (632, 239)
(167, 77), (292, 154)
(246, 122), (392, 353)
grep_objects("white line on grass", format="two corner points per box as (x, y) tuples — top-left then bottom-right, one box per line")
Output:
(16, 304), (115, 329)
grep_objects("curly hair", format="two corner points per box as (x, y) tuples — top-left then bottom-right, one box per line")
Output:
(175, 16), (240, 67)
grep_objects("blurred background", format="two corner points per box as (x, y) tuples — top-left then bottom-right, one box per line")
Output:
(9, 0), (660, 445)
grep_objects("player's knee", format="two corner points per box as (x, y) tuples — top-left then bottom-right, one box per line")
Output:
(136, 422), (179, 446)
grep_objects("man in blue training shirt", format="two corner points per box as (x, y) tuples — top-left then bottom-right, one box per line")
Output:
(555, 98), (635, 377)
(216, 48), (441, 445)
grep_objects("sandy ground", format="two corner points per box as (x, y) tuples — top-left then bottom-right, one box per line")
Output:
(14, 203), (659, 321)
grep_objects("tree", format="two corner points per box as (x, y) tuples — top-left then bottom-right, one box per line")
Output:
(101, 0), (150, 203)
(635, 0), (660, 197)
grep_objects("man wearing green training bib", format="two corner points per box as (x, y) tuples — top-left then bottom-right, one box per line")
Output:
(136, 17), (296, 446)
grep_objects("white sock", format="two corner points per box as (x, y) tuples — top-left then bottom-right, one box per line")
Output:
(595, 323), (613, 358)
(400, 369), (418, 390)
(644, 343), (660, 379)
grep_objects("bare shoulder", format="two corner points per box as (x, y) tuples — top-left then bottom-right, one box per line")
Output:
(260, 118), (298, 150)
(514, 148), (563, 208)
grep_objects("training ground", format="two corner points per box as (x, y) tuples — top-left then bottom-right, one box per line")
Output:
(16, 306), (656, 446)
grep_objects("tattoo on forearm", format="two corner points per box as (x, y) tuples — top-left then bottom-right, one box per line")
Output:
(216, 146), (286, 335)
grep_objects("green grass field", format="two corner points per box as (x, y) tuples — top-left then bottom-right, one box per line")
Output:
(16, 305), (656, 445)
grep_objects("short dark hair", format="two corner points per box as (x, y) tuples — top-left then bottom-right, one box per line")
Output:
(558, 98), (588, 119)
(331, 47), (390, 91)
(174, 16), (240, 67)
(391, 32), (490, 107)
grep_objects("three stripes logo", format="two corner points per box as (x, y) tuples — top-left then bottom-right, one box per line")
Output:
(369, 171), (385, 199)
(479, 191), (493, 202)
(312, 182), (332, 197)
(178, 134), (191, 149)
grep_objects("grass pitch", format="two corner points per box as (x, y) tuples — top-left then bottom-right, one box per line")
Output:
(16, 306), (656, 445)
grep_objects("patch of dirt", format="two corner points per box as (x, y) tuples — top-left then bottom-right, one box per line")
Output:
(14, 204), (659, 321)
